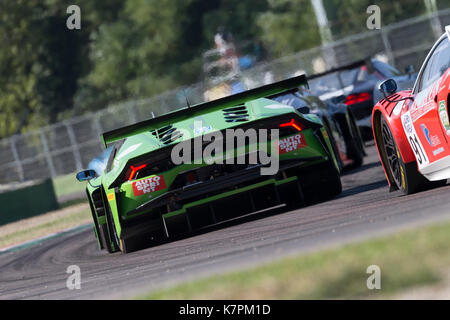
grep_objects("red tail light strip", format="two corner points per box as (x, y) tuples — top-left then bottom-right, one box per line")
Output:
(345, 92), (371, 105)
(128, 164), (147, 181)
(280, 119), (304, 131)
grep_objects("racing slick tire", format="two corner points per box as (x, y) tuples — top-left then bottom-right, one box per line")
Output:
(106, 203), (167, 254)
(105, 204), (141, 254)
(104, 201), (121, 253)
(380, 116), (446, 195)
(347, 111), (366, 168)
(299, 160), (342, 203)
(323, 119), (344, 173)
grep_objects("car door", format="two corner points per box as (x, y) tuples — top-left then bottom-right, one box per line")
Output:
(403, 36), (450, 171)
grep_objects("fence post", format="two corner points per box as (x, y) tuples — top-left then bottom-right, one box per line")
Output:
(9, 136), (25, 182)
(127, 103), (138, 124)
(93, 113), (106, 149)
(64, 120), (83, 171)
(381, 28), (395, 66)
(425, 0), (443, 38)
(39, 129), (57, 178)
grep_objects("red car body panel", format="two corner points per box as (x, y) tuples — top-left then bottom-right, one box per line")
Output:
(372, 68), (450, 188)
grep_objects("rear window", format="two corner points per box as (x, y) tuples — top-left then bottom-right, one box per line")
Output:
(270, 91), (309, 112)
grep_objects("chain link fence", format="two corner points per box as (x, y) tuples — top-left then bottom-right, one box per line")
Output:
(0, 9), (449, 183)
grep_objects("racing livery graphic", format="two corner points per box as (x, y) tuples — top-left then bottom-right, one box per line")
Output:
(77, 75), (365, 254)
(278, 133), (307, 154)
(372, 28), (450, 194)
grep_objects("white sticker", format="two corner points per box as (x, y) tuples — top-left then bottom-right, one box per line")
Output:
(401, 111), (429, 169)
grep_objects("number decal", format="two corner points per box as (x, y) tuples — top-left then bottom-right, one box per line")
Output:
(401, 111), (429, 170)
(409, 134), (427, 165)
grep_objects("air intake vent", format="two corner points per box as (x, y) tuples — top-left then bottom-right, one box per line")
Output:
(92, 189), (105, 217)
(151, 125), (183, 145)
(222, 105), (249, 123)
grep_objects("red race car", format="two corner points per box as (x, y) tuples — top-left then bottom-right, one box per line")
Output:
(372, 27), (450, 194)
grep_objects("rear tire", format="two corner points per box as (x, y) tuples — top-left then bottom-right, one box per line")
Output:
(118, 236), (145, 254)
(300, 160), (342, 202)
(323, 119), (344, 173)
(104, 200), (120, 254)
(98, 224), (113, 252)
(347, 111), (365, 168)
(380, 116), (429, 194)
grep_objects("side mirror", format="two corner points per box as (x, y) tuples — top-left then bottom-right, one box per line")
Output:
(76, 169), (97, 182)
(297, 106), (310, 114)
(379, 79), (397, 98)
(405, 65), (414, 75)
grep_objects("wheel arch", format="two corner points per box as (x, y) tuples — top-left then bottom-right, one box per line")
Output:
(373, 109), (398, 191)
(372, 104), (417, 191)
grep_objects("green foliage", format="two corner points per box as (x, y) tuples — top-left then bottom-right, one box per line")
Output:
(0, 0), (41, 138)
(257, 0), (321, 56)
(0, 0), (432, 139)
(325, 0), (427, 38)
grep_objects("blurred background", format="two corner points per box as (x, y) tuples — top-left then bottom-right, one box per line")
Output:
(0, 0), (449, 184)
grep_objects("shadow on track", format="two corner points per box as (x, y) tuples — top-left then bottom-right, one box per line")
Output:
(340, 180), (387, 197)
(342, 161), (381, 175)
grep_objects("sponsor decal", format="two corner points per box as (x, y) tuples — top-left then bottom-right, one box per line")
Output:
(278, 133), (307, 154)
(193, 125), (212, 135)
(438, 100), (450, 134)
(107, 193), (115, 201)
(410, 101), (435, 122)
(402, 113), (413, 134)
(132, 175), (167, 196)
(420, 124), (440, 147)
(433, 147), (444, 156)
(402, 112), (429, 169)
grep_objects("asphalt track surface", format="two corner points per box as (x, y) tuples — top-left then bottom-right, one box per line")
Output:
(1, 145), (450, 300)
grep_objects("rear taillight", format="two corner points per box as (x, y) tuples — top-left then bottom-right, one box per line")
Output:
(345, 92), (371, 105)
(128, 164), (147, 181)
(280, 119), (305, 132)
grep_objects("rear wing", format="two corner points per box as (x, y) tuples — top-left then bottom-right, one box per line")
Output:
(307, 58), (374, 81)
(306, 58), (375, 100)
(101, 74), (308, 147)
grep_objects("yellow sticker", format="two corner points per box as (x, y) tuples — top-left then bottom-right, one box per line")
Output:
(107, 193), (115, 201)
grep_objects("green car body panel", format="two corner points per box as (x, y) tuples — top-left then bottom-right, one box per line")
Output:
(80, 75), (341, 253)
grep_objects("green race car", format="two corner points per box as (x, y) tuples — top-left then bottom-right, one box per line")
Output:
(77, 75), (350, 254)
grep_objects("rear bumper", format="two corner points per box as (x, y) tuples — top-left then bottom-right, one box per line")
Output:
(120, 158), (325, 239)
(120, 175), (302, 240)
(126, 157), (322, 218)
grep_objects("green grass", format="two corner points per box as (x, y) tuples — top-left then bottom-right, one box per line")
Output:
(138, 221), (450, 299)
(0, 204), (91, 248)
(52, 173), (86, 199)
